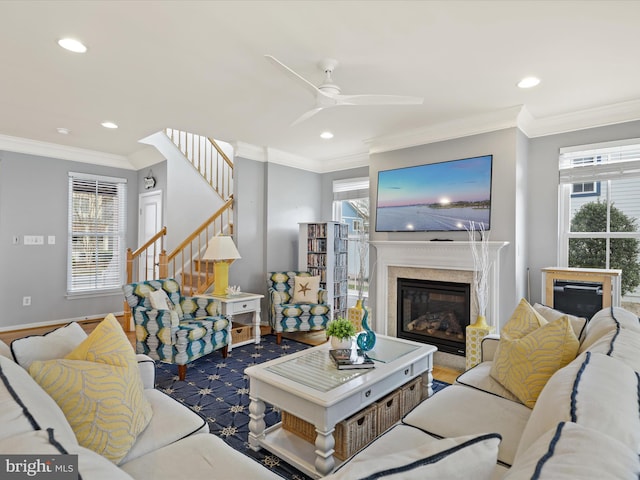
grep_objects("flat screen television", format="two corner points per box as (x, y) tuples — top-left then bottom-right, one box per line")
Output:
(375, 154), (493, 232)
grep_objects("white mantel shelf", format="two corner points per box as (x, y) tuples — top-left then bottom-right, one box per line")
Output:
(370, 240), (510, 334)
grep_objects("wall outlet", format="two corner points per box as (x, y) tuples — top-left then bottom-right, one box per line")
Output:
(22, 296), (31, 306)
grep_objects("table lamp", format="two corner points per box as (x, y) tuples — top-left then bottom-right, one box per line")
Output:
(203, 236), (241, 296)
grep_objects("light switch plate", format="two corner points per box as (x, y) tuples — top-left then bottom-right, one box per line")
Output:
(24, 235), (44, 245)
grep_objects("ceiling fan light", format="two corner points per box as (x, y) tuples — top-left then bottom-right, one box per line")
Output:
(101, 121), (118, 129)
(518, 76), (540, 89)
(320, 131), (334, 139)
(58, 38), (87, 53)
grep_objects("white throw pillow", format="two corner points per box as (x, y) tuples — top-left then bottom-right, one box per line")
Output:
(149, 289), (174, 310)
(10, 321), (87, 369)
(324, 432), (501, 480)
(533, 303), (587, 341)
(0, 429), (135, 480)
(149, 289), (181, 326)
(506, 422), (640, 479)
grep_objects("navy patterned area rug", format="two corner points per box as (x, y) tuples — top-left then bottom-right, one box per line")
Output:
(155, 335), (449, 479)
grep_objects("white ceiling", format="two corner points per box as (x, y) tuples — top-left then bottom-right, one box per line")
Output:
(1, 1), (640, 170)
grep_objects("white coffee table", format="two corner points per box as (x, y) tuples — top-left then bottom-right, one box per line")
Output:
(246, 335), (436, 478)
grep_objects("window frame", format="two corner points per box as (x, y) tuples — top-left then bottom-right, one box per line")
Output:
(558, 140), (640, 269)
(67, 172), (127, 297)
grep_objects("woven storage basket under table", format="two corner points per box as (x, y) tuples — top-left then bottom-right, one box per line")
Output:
(282, 411), (316, 443)
(231, 322), (253, 344)
(334, 404), (377, 460)
(282, 405), (377, 460)
(401, 376), (423, 414)
(375, 389), (402, 435)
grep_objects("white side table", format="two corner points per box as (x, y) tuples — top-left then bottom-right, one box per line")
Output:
(210, 293), (264, 350)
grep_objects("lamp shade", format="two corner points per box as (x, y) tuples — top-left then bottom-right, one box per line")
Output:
(203, 236), (241, 261)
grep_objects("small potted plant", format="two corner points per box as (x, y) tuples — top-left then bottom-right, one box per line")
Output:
(326, 317), (357, 349)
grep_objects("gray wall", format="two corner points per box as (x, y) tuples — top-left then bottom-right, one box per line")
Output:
(369, 128), (523, 327)
(265, 163), (323, 272)
(231, 157), (266, 296)
(0, 150), (138, 329)
(231, 159), (367, 318)
(527, 119), (640, 303)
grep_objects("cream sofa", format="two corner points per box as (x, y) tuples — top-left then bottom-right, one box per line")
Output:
(0, 333), (280, 480)
(328, 306), (640, 479)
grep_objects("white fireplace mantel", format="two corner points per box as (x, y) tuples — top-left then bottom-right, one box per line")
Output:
(370, 240), (509, 335)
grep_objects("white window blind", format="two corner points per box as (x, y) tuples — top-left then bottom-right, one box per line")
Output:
(333, 177), (370, 201)
(559, 139), (640, 183)
(67, 172), (127, 294)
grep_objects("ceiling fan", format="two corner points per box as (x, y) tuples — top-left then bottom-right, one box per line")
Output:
(265, 55), (424, 126)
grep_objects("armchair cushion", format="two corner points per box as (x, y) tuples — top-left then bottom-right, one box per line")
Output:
(292, 275), (320, 303)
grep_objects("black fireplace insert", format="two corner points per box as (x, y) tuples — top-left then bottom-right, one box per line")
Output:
(397, 278), (470, 356)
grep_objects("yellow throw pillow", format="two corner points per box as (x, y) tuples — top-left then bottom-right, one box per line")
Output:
(490, 312), (579, 408)
(502, 298), (548, 338)
(292, 275), (320, 304)
(28, 314), (152, 464)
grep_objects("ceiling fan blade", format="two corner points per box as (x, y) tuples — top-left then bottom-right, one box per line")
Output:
(265, 55), (320, 97)
(335, 94), (424, 106)
(290, 107), (325, 127)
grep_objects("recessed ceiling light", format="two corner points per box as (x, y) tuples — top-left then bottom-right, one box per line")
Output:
(56, 127), (70, 135)
(58, 38), (87, 53)
(320, 131), (334, 139)
(517, 76), (541, 89)
(101, 121), (118, 129)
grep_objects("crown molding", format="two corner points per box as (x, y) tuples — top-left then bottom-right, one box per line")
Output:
(0, 133), (134, 170)
(232, 141), (267, 162)
(233, 141), (369, 173)
(367, 106), (524, 154)
(518, 99), (640, 138)
(367, 99), (640, 154)
(318, 150), (370, 173)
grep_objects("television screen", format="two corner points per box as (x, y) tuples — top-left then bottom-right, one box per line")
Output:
(375, 155), (493, 232)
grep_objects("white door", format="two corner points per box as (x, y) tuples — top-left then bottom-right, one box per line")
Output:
(138, 191), (163, 280)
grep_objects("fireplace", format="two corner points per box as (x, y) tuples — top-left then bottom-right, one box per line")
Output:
(397, 278), (470, 356)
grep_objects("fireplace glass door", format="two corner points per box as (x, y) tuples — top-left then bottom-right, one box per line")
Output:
(397, 278), (470, 356)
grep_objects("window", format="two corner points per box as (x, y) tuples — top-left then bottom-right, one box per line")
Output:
(68, 172), (127, 295)
(332, 177), (370, 306)
(571, 181), (600, 197)
(570, 156), (601, 197)
(558, 139), (640, 297)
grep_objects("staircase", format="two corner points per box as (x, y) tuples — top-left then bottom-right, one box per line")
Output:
(124, 129), (234, 325)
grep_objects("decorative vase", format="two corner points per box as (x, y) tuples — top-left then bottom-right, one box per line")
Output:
(331, 336), (353, 350)
(347, 298), (365, 332)
(471, 315), (489, 329)
(465, 315), (495, 370)
(356, 300), (376, 352)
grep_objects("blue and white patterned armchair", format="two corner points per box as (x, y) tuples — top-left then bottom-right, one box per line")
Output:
(267, 271), (331, 344)
(122, 278), (230, 380)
